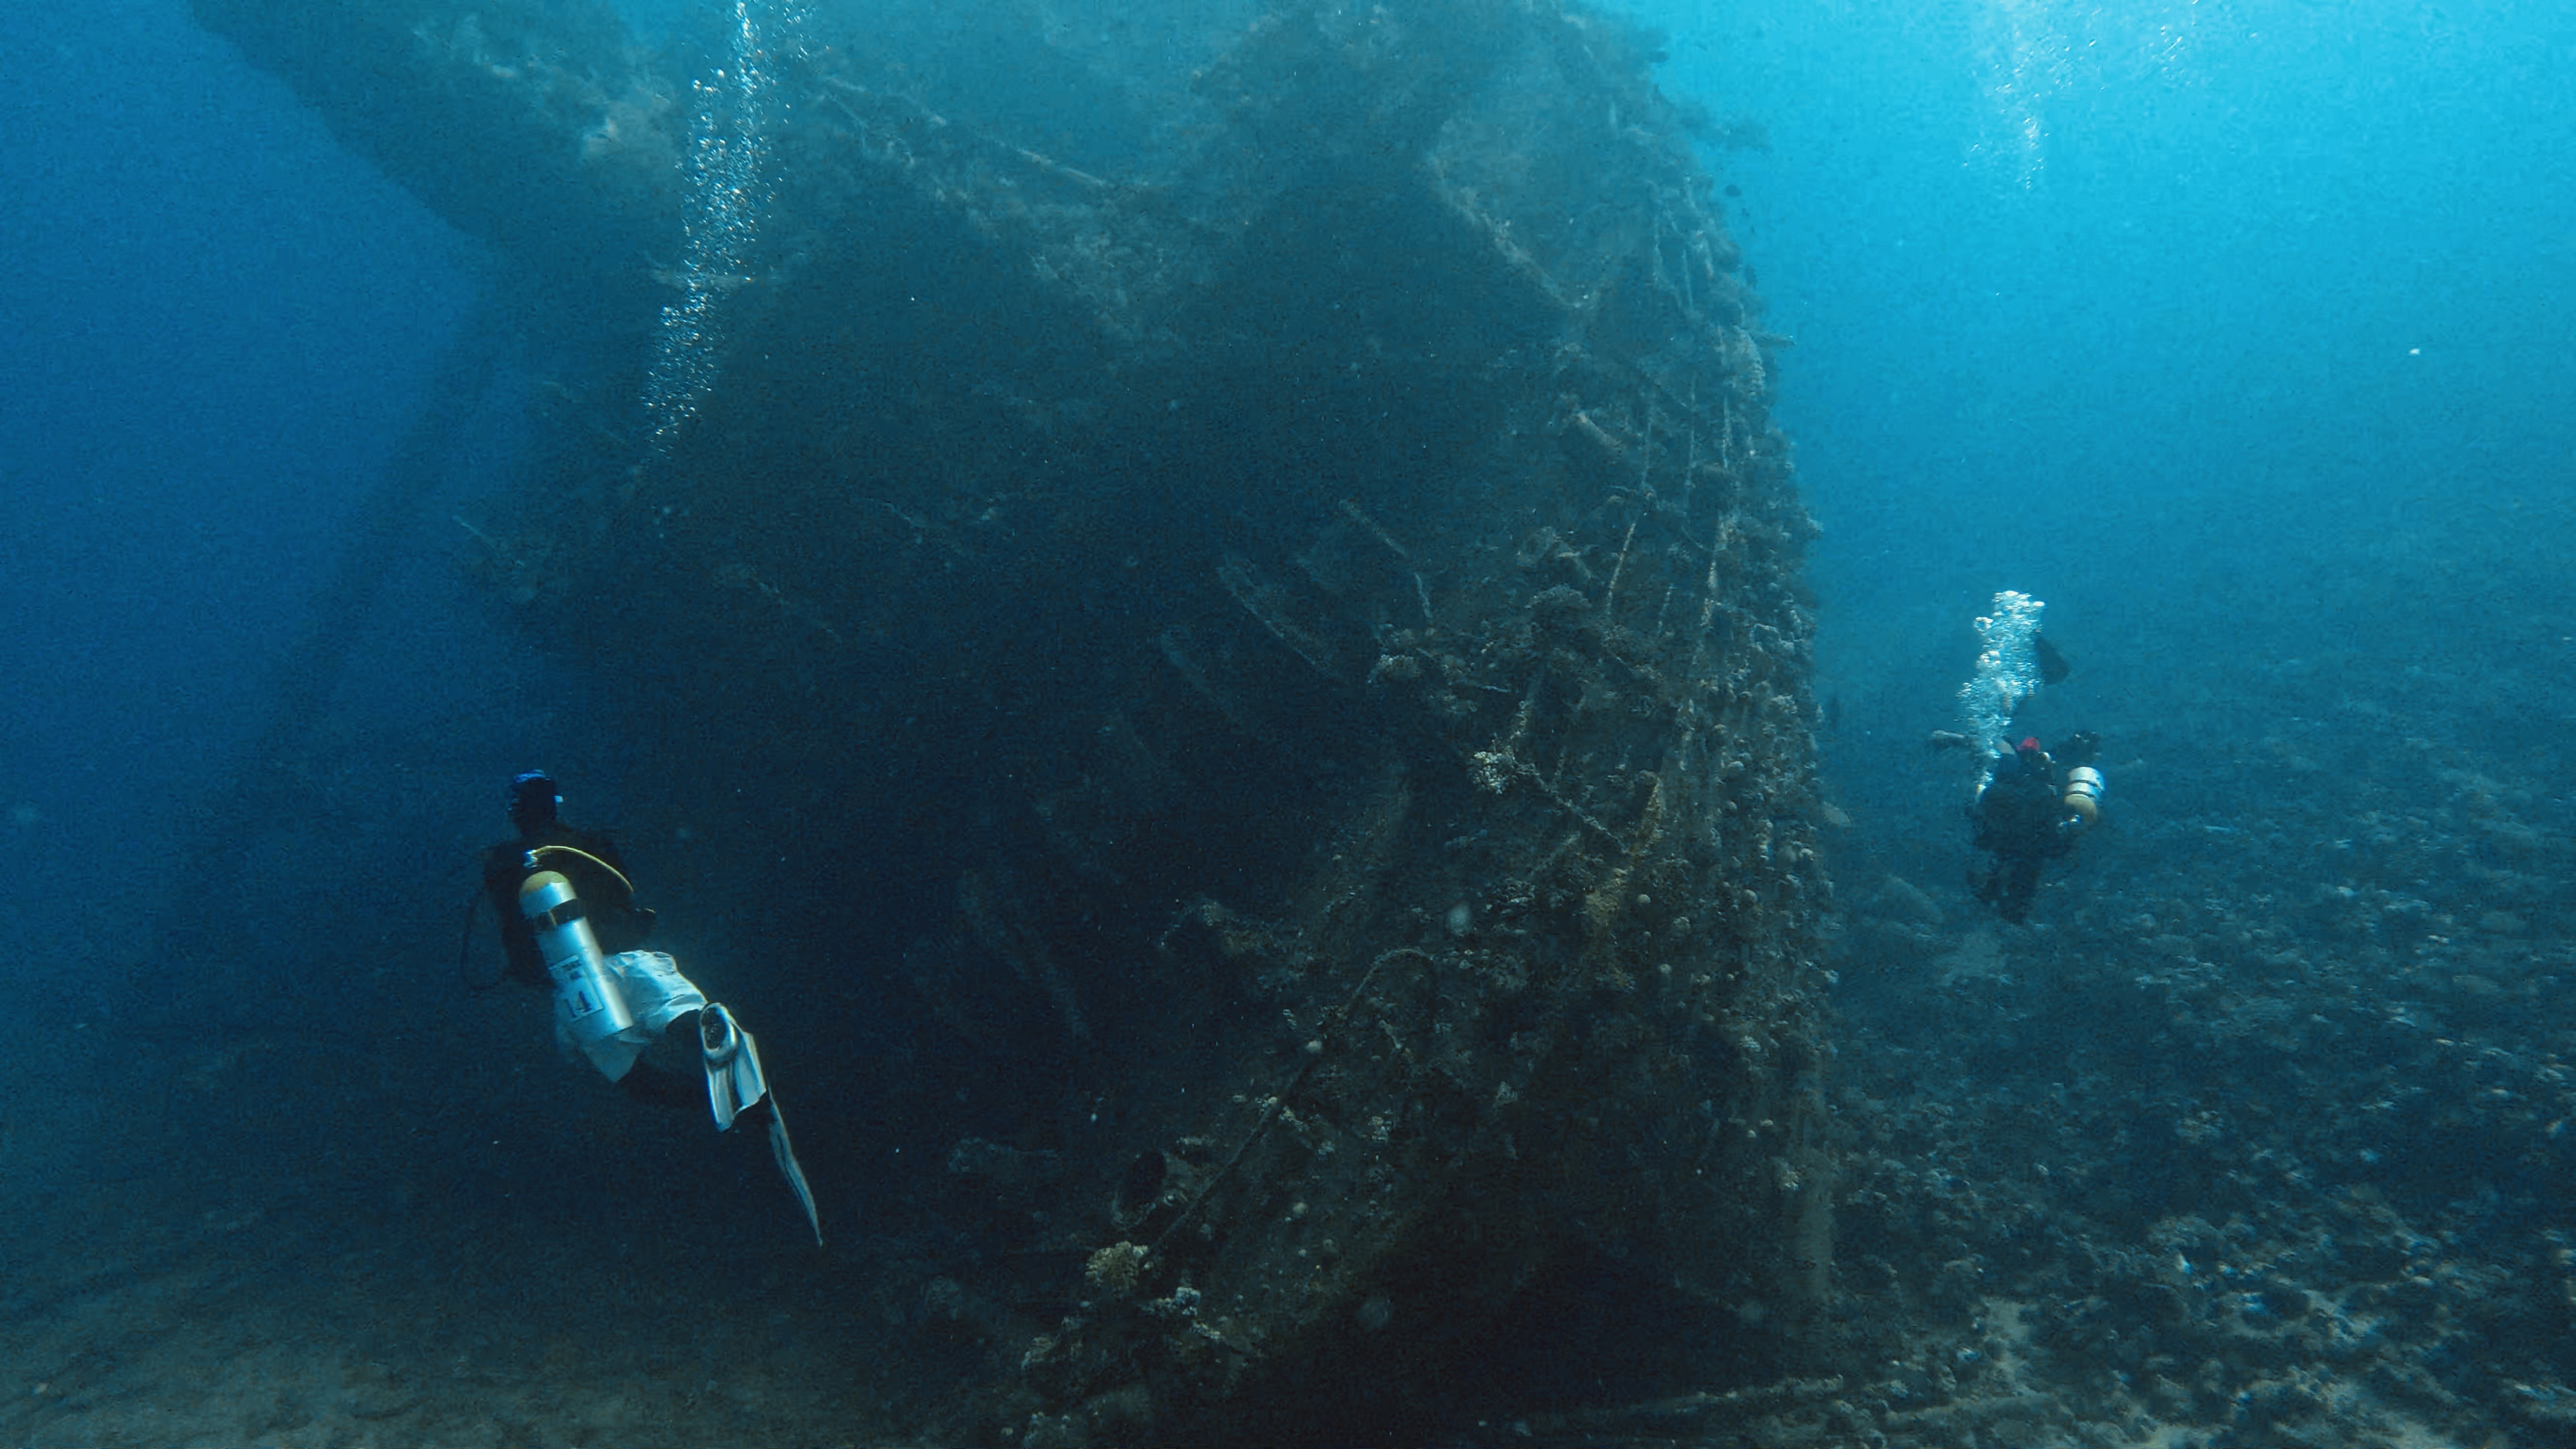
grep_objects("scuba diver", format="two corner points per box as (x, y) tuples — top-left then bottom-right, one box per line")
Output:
(1937, 592), (2106, 924)
(478, 772), (685, 1098)
(473, 770), (823, 1244)
(1967, 732), (2104, 923)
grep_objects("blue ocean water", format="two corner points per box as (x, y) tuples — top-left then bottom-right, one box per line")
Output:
(1, 1), (499, 986)
(1646, 0), (2575, 737)
(1, 0), (2569, 1441)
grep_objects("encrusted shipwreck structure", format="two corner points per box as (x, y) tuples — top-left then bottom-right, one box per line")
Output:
(196, 0), (1835, 1437)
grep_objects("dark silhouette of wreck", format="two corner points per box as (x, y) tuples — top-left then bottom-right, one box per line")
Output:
(193, 0), (1837, 1439)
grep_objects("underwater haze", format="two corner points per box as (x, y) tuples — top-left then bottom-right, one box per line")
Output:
(3, 0), (2572, 1443)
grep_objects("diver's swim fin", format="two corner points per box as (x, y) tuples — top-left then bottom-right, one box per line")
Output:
(701, 1002), (824, 1245)
(767, 1102), (824, 1247)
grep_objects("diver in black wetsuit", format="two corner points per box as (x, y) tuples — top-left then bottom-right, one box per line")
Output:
(1968, 732), (2103, 923)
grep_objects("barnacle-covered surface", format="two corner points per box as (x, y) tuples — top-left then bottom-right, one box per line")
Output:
(191, 0), (1831, 1439)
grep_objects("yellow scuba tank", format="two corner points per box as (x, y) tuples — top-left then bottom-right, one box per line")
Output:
(2061, 765), (2105, 827)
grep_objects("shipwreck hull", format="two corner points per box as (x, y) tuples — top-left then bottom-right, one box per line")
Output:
(195, 0), (1836, 1436)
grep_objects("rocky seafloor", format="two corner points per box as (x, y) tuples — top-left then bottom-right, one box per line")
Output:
(1544, 513), (2574, 1448)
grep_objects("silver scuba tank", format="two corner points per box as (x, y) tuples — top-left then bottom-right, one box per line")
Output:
(518, 869), (638, 1045)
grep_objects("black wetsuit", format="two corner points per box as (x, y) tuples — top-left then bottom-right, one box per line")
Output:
(1969, 734), (2097, 923)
